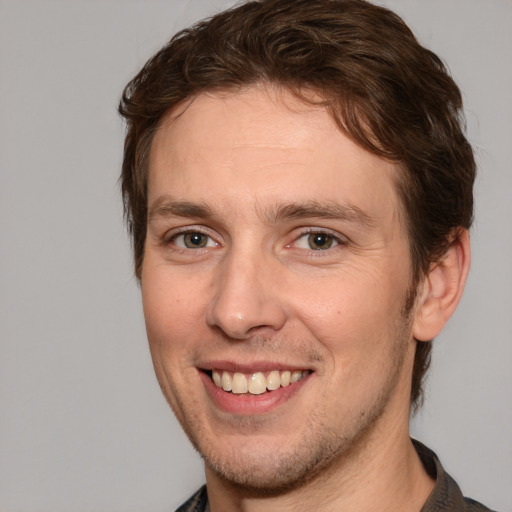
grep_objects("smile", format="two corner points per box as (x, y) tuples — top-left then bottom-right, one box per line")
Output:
(210, 370), (310, 395)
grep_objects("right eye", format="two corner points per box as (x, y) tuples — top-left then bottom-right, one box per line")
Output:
(172, 232), (217, 249)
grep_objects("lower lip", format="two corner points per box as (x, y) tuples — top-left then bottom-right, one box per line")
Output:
(199, 371), (311, 415)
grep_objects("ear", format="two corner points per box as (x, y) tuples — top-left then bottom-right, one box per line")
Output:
(413, 229), (471, 342)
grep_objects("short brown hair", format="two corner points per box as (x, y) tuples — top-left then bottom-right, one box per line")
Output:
(119, 0), (475, 409)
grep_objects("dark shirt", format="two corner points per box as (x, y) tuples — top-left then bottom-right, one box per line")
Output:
(175, 440), (495, 511)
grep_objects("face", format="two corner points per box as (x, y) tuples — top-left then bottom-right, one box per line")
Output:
(142, 87), (418, 491)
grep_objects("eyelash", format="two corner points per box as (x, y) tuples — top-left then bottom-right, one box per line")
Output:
(166, 228), (218, 250)
(290, 229), (347, 252)
(163, 227), (347, 253)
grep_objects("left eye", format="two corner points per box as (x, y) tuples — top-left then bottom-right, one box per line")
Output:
(295, 232), (339, 250)
(173, 232), (216, 249)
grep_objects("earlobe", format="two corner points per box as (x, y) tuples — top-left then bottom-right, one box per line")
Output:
(413, 229), (471, 342)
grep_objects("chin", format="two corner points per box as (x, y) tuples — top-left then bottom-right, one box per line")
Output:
(203, 443), (338, 496)
(196, 416), (369, 497)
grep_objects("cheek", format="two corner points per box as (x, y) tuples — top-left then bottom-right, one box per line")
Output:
(142, 268), (205, 328)
(141, 271), (208, 411)
(293, 271), (407, 362)
(141, 270), (207, 357)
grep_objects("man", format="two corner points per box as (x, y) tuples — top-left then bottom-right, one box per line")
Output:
(118, 0), (494, 510)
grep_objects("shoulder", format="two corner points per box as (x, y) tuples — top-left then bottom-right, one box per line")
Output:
(413, 440), (498, 512)
(463, 496), (498, 512)
(175, 485), (208, 512)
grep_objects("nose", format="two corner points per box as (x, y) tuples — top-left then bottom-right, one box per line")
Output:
(205, 249), (287, 340)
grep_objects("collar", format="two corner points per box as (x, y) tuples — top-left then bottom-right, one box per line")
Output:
(175, 440), (493, 511)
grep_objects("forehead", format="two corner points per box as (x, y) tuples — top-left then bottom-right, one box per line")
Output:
(148, 86), (401, 224)
(151, 87), (332, 175)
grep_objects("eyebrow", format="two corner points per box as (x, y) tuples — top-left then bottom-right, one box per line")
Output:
(267, 201), (376, 228)
(148, 195), (216, 222)
(148, 195), (375, 228)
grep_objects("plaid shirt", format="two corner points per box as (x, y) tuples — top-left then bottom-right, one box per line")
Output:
(175, 441), (495, 511)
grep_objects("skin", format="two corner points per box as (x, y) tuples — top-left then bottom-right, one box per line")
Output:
(141, 86), (469, 512)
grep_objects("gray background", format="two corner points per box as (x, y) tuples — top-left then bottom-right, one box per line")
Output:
(0, 0), (510, 511)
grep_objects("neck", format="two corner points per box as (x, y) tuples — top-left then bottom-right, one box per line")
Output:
(206, 406), (434, 512)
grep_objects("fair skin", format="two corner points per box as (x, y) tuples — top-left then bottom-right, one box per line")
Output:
(142, 86), (470, 512)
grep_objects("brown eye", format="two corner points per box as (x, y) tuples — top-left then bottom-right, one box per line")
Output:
(172, 232), (215, 249)
(183, 233), (209, 248)
(307, 233), (334, 250)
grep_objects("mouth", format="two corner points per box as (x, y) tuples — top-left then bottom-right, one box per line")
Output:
(205, 369), (311, 395)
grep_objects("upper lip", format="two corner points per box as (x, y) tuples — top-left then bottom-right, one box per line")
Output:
(198, 360), (313, 373)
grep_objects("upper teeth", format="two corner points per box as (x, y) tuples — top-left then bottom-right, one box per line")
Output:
(212, 370), (307, 395)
